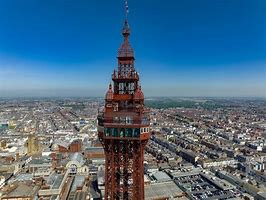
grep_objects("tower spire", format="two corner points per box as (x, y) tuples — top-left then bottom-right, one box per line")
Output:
(118, 0), (134, 58)
(122, 0), (130, 37)
(125, 0), (129, 21)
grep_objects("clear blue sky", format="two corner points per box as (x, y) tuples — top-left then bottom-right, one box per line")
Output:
(0, 0), (265, 97)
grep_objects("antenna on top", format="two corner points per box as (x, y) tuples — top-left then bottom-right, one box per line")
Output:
(125, 0), (129, 20)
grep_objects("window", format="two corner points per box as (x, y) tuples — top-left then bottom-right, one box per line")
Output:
(113, 128), (118, 137)
(142, 117), (149, 124)
(120, 128), (125, 137)
(140, 127), (149, 134)
(113, 117), (119, 123)
(120, 117), (125, 123)
(126, 116), (132, 124)
(133, 128), (140, 137)
(125, 128), (133, 137)
(105, 128), (112, 136)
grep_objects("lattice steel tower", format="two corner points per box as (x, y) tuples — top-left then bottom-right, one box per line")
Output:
(97, 2), (150, 199)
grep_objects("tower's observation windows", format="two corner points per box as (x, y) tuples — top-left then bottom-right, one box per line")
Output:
(140, 127), (149, 133)
(104, 127), (141, 138)
(118, 82), (135, 94)
(113, 116), (133, 124)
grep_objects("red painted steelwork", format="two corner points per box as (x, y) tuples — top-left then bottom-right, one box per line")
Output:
(97, 19), (150, 200)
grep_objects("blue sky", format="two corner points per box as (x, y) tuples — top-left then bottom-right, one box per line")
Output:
(0, 0), (265, 97)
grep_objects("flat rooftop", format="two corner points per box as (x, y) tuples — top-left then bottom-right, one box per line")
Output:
(174, 173), (238, 200)
(71, 175), (85, 192)
(52, 174), (64, 189)
(145, 181), (183, 200)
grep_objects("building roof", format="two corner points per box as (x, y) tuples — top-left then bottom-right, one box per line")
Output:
(145, 181), (183, 200)
(29, 156), (51, 165)
(2, 182), (38, 198)
(85, 147), (104, 153)
(152, 171), (172, 182)
(257, 192), (266, 199)
(52, 174), (64, 189)
(69, 152), (85, 165)
(71, 175), (85, 192)
(13, 173), (33, 182)
(72, 191), (87, 200)
(54, 139), (69, 149)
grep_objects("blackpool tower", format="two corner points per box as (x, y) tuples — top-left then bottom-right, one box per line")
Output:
(97, 1), (150, 199)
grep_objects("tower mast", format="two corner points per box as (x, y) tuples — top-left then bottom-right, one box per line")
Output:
(97, 1), (150, 199)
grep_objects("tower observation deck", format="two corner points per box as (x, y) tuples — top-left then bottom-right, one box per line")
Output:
(97, 2), (150, 199)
